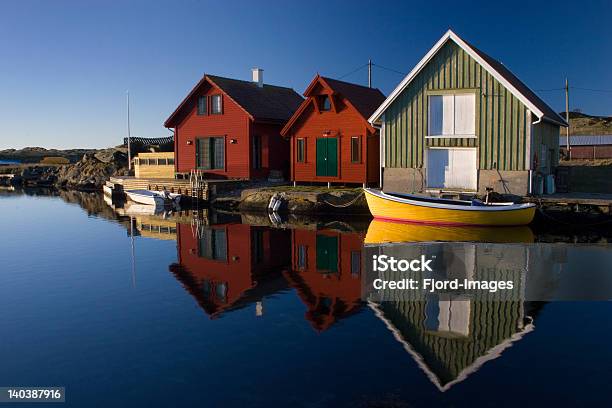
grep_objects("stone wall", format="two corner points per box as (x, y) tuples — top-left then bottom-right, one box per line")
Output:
(383, 167), (530, 196)
(477, 170), (529, 196)
(382, 168), (425, 193)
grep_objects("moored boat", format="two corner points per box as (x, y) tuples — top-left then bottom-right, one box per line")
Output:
(363, 188), (535, 226)
(125, 189), (181, 208)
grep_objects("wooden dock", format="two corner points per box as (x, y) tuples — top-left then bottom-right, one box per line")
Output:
(107, 176), (245, 201)
(524, 192), (612, 214)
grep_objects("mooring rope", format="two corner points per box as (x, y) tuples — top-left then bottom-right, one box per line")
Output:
(322, 191), (365, 208)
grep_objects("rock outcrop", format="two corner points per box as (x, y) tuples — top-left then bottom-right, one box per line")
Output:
(55, 148), (129, 190)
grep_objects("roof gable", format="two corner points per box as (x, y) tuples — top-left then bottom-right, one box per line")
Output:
(369, 30), (567, 127)
(281, 75), (386, 136)
(165, 74), (303, 128)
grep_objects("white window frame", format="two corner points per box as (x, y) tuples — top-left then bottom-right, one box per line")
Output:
(427, 93), (476, 139)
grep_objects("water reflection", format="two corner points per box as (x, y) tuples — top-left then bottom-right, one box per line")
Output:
(5, 189), (612, 406)
(11, 189), (607, 396)
(365, 219), (535, 244)
(369, 300), (541, 391)
(285, 228), (365, 331)
(169, 221), (290, 318)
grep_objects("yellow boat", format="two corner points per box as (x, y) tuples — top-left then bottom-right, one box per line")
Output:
(364, 219), (534, 244)
(363, 189), (536, 226)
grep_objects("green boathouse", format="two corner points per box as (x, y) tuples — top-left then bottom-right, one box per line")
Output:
(369, 30), (567, 195)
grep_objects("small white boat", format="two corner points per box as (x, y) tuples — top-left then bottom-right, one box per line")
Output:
(125, 189), (181, 208)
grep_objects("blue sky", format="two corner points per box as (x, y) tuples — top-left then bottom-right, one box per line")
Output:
(0, 0), (610, 149)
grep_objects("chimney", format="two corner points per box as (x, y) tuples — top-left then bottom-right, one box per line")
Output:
(252, 68), (263, 88)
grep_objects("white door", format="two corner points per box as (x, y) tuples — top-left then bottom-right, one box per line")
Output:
(426, 148), (477, 190)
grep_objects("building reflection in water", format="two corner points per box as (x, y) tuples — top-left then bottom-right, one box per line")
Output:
(284, 228), (365, 331)
(164, 213), (571, 391)
(169, 218), (291, 318)
(363, 220), (563, 391)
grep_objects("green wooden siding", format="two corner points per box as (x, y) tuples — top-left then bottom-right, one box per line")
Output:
(384, 41), (530, 171)
(532, 120), (560, 173)
(378, 299), (524, 386)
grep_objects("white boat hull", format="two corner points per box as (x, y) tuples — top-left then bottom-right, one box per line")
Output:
(125, 190), (181, 208)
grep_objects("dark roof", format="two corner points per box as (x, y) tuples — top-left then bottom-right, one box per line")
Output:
(321, 76), (386, 119)
(463, 39), (568, 126)
(560, 135), (612, 147)
(165, 74), (303, 127)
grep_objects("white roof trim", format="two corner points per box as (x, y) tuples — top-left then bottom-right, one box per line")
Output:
(369, 30), (546, 124)
(368, 300), (535, 392)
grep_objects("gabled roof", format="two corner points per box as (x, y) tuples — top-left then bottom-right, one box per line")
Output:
(281, 75), (386, 136)
(164, 74), (303, 127)
(369, 30), (568, 127)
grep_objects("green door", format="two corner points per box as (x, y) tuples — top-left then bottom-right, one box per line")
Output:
(316, 138), (338, 177)
(316, 235), (338, 273)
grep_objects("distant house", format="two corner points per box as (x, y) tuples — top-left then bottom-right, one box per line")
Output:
(561, 135), (612, 159)
(164, 70), (303, 180)
(281, 76), (386, 186)
(370, 30), (568, 195)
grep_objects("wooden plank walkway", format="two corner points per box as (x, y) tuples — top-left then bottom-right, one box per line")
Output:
(524, 193), (612, 207)
(109, 176), (206, 199)
(108, 176), (245, 201)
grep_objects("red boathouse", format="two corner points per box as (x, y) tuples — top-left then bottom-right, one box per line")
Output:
(280, 75), (386, 186)
(165, 69), (303, 180)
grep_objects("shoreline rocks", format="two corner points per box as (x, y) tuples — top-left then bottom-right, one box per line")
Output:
(55, 149), (128, 190)
(3, 148), (129, 191)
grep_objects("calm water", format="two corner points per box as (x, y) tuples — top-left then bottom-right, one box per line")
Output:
(1, 191), (612, 407)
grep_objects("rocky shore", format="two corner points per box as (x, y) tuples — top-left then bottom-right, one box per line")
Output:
(0, 148), (128, 191)
(212, 186), (370, 215)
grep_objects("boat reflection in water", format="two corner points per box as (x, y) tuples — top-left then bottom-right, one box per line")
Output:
(284, 227), (365, 331)
(363, 218), (557, 391)
(365, 218), (535, 244)
(169, 219), (291, 318)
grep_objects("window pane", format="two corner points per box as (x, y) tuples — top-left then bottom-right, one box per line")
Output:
(199, 228), (227, 261)
(442, 94), (455, 135)
(215, 283), (227, 303)
(298, 245), (307, 269)
(454, 94), (475, 135)
(297, 139), (305, 162)
(197, 96), (207, 115)
(320, 95), (331, 111)
(213, 137), (225, 169)
(198, 139), (211, 170)
(252, 135), (262, 169)
(168, 158), (174, 165)
(429, 95), (443, 135)
(351, 251), (361, 277)
(211, 95), (222, 114)
(351, 137), (360, 163)
(159, 158), (167, 165)
(213, 229), (227, 260)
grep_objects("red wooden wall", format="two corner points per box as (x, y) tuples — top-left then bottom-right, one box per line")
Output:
(251, 122), (290, 179)
(285, 229), (364, 331)
(174, 81), (289, 179)
(174, 222), (291, 317)
(287, 93), (379, 184)
(175, 82), (251, 178)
